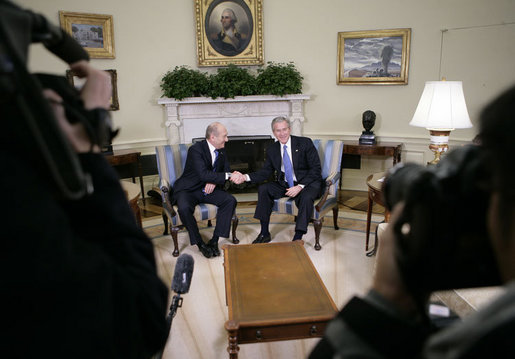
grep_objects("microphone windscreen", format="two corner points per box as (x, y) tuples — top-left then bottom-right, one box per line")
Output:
(171, 254), (194, 294)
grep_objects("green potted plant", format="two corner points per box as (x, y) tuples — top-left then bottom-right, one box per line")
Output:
(207, 64), (257, 99)
(160, 62), (304, 100)
(160, 65), (209, 100)
(256, 62), (303, 96)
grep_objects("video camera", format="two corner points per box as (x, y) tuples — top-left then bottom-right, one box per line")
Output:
(383, 144), (501, 294)
(0, 0), (117, 199)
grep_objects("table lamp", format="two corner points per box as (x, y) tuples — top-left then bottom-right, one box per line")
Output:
(409, 80), (472, 164)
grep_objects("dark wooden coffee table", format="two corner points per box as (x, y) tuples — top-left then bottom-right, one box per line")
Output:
(223, 241), (337, 359)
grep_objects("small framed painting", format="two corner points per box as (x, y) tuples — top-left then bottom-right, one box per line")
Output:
(66, 69), (119, 111)
(59, 11), (115, 59)
(337, 28), (411, 85)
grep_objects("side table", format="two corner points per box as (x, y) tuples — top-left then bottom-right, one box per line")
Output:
(366, 172), (390, 256)
(340, 141), (402, 190)
(105, 150), (145, 204)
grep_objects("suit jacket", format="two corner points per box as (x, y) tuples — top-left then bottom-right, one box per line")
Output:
(173, 140), (230, 195)
(2, 152), (168, 358)
(249, 135), (322, 190)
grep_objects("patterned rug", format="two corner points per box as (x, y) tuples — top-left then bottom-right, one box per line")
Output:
(339, 194), (385, 214)
(143, 208), (384, 242)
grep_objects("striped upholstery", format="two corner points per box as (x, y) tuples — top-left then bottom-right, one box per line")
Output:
(272, 139), (344, 249)
(155, 144), (219, 227)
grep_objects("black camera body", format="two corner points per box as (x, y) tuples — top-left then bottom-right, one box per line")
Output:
(0, 1), (117, 199)
(383, 145), (501, 293)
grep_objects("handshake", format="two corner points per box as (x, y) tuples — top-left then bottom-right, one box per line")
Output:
(229, 171), (246, 185)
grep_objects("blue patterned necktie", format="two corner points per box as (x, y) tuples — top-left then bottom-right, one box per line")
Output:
(212, 149), (219, 172)
(283, 145), (294, 188)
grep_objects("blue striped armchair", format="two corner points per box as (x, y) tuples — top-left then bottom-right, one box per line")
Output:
(272, 139), (344, 250)
(155, 144), (239, 257)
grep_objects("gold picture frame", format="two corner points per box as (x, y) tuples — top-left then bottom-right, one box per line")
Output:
(66, 69), (119, 111)
(337, 28), (411, 85)
(194, 0), (264, 66)
(59, 11), (115, 59)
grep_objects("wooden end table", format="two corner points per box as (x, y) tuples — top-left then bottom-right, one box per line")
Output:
(340, 141), (402, 190)
(105, 150), (145, 204)
(223, 241), (337, 359)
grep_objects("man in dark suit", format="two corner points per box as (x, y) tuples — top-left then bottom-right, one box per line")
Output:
(173, 122), (238, 258)
(231, 117), (322, 243)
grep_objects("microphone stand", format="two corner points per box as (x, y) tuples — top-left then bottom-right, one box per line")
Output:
(154, 293), (183, 359)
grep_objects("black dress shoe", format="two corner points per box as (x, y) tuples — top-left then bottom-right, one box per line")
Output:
(208, 239), (220, 257)
(252, 233), (271, 244)
(197, 242), (213, 258)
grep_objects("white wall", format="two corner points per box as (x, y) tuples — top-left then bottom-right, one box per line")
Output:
(17, 0), (515, 190)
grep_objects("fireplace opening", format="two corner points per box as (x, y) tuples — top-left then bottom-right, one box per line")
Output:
(193, 135), (275, 193)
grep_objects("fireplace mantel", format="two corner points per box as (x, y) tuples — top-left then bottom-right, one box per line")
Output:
(158, 94), (310, 144)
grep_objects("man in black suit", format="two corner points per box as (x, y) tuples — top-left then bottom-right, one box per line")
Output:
(231, 117), (323, 243)
(173, 122), (238, 258)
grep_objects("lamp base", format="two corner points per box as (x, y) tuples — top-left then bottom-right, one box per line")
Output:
(427, 130), (451, 165)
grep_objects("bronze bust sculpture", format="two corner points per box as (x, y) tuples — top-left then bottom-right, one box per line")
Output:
(359, 110), (377, 145)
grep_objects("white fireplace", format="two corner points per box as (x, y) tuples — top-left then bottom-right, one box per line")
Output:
(157, 94), (310, 144)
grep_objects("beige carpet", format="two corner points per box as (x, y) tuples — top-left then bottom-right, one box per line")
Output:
(145, 210), (379, 359)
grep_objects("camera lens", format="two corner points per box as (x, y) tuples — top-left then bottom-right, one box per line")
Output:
(383, 162), (428, 211)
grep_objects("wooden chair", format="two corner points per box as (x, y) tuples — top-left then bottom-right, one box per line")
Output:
(271, 139), (344, 250)
(155, 144), (239, 257)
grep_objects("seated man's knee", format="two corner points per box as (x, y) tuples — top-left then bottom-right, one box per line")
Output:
(257, 183), (270, 196)
(176, 197), (195, 214)
(225, 194), (237, 208)
(297, 192), (315, 207)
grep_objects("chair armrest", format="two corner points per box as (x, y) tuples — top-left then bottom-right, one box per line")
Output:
(160, 185), (177, 218)
(325, 171), (340, 186)
(314, 172), (339, 212)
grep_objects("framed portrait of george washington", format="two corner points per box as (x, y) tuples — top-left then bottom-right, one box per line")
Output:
(337, 28), (411, 85)
(195, 0), (264, 66)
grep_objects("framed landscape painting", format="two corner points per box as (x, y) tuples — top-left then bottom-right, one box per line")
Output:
(194, 0), (264, 66)
(59, 11), (115, 59)
(337, 28), (411, 85)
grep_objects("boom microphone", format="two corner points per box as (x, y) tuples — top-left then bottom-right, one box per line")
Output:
(155, 254), (195, 358)
(171, 254), (194, 294)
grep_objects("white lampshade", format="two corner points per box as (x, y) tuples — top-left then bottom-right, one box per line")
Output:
(410, 81), (472, 130)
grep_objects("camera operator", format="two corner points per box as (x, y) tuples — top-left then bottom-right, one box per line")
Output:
(1, 2), (168, 358)
(310, 84), (515, 359)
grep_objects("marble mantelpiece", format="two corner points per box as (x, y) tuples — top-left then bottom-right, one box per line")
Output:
(157, 94), (310, 144)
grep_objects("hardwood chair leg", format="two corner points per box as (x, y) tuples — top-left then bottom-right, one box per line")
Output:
(313, 218), (323, 250)
(171, 226), (180, 257)
(162, 211), (169, 235)
(332, 207), (339, 230)
(231, 214), (240, 244)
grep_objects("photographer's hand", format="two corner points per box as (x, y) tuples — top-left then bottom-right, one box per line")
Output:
(43, 89), (100, 153)
(69, 60), (111, 110)
(372, 203), (422, 317)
